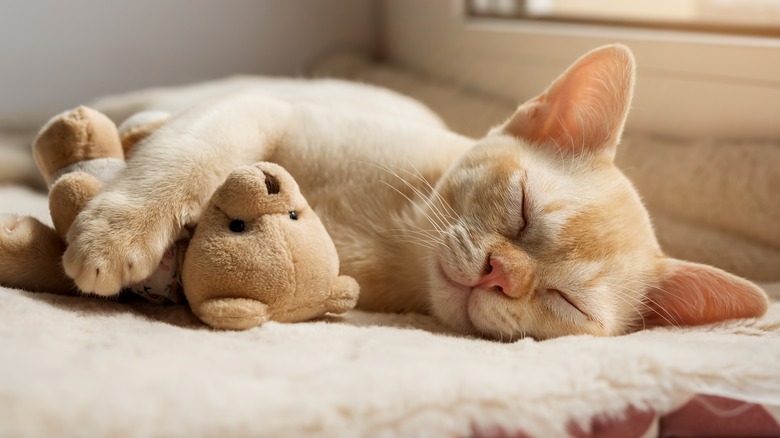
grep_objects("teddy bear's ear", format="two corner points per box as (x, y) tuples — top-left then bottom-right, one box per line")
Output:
(211, 164), (303, 218)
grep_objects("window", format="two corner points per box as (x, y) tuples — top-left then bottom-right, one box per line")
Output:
(381, 0), (780, 139)
(469, 0), (780, 37)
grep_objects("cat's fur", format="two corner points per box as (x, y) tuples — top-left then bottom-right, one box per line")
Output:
(9, 45), (770, 339)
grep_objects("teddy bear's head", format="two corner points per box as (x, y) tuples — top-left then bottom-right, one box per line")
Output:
(181, 162), (354, 330)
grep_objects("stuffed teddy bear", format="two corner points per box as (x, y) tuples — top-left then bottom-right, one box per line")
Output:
(0, 106), (359, 330)
(183, 161), (360, 329)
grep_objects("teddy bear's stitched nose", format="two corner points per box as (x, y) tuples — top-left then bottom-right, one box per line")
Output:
(262, 171), (280, 195)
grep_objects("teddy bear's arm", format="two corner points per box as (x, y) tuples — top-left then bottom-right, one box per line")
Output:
(193, 297), (271, 330)
(0, 215), (76, 295)
(326, 276), (360, 315)
(62, 93), (294, 296)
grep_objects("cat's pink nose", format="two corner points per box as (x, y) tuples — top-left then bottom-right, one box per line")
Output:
(474, 257), (515, 297)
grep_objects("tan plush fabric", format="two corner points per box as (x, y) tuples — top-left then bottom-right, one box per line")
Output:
(312, 54), (780, 282)
(0, 214), (72, 294)
(33, 106), (124, 186)
(183, 162), (359, 330)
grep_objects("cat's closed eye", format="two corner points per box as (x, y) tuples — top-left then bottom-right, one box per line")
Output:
(551, 289), (587, 316)
(516, 188), (529, 239)
(504, 185), (528, 241)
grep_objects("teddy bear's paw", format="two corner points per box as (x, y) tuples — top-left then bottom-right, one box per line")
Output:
(194, 298), (270, 330)
(0, 215), (74, 293)
(62, 193), (171, 296)
(0, 215), (37, 249)
(33, 106), (123, 185)
(327, 275), (360, 314)
(1, 215), (62, 264)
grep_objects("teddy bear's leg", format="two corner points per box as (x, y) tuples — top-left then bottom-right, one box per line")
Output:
(33, 106), (127, 240)
(33, 106), (125, 187)
(193, 298), (271, 330)
(48, 172), (103, 241)
(326, 276), (360, 314)
(0, 215), (76, 295)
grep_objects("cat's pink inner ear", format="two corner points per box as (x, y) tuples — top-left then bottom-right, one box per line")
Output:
(644, 259), (769, 328)
(502, 44), (635, 160)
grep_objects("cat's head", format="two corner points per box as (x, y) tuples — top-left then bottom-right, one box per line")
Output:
(427, 44), (768, 340)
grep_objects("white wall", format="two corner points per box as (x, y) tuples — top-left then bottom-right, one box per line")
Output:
(0, 0), (377, 127)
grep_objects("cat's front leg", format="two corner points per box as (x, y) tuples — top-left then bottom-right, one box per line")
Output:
(63, 92), (293, 295)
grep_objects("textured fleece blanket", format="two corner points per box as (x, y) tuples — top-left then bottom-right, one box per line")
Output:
(1, 185), (780, 437)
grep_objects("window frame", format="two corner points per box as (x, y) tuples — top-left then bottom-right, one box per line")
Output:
(380, 0), (780, 139)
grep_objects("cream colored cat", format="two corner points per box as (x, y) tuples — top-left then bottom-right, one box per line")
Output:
(19, 45), (774, 339)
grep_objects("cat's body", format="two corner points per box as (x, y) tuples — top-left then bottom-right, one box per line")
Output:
(91, 77), (470, 315)
(14, 45), (770, 340)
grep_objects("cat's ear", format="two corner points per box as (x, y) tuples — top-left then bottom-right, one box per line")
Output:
(499, 44), (635, 161)
(643, 259), (769, 328)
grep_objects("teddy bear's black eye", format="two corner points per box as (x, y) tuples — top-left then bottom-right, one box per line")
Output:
(229, 219), (245, 233)
(289, 211), (298, 221)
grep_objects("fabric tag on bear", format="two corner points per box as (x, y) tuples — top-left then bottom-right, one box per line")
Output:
(124, 245), (185, 304)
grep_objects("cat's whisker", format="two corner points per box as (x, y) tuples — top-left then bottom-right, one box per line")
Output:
(382, 231), (441, 243)
(383, 231), (446, 249)
(385, 230), (445, 246)
(643, 283), (697, 311)
(382, 225), (444, 240)
(378, 180), (447, 236)
(605, 281), (681, 328)
(403, 161), (461, 221)
(368, 160), (452, 230)
(626, 278), (699, 314)
(496, 307), (525, 342)
(393, 217), (454, 244)
(602, 284), (650, 330)
(383, 160), (459, 228)
(380, 162), (457, 230)
(396, 220), (460, 257)
(383, 230), (443, 248)
(640, 295), (682, 328)
(392, 238), (439, 250)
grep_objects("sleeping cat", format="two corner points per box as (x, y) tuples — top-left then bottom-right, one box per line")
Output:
(24, 45), (774, 339)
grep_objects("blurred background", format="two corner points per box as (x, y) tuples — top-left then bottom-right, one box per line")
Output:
(1, 0), (778, 138)
(0, 0), (377, 128)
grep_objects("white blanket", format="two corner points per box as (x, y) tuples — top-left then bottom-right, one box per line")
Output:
(1, 186), (779, 437)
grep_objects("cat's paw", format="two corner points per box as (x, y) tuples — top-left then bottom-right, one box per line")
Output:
(62, 193), (171, 296)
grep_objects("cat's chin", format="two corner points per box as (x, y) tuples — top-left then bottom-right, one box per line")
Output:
(430, 264), (586, 341)
(428, 263), (478, 335)
(429, 262), (520, 340)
